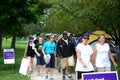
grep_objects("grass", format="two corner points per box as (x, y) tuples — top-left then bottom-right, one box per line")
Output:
(0, 38), (29, 80)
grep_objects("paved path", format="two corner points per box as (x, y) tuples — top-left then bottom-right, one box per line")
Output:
(29, 58), (76, 80)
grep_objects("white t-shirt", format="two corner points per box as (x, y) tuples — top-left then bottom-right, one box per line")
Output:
(75, 43), (94, 71)
(95, 43), (111, 67)
(62, 38), (68, 45)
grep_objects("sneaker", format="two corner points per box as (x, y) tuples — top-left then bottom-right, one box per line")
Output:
(49, 78), (54, 80)
(68, 74), (74, 80)
(28, 69), (33, 74)
(45, 75), (48, 80)
(40, 73), (44, 77)
(37, 71), (40, 76)
(63, 75), (66, 80)
(58, 68), (61, 73)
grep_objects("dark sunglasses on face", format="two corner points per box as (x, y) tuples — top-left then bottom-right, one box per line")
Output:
(50, 37), (54, 39)
(29, 40), (33, 42)
(83, 37), (89, 40)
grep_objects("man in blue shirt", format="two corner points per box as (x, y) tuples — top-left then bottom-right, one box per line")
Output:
(42, 34), (56, 80)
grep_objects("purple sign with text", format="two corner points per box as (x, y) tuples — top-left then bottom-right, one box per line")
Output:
(3, 49), (15, 64)
(4, 52), (14, 59)
(82, 71), (118, 80)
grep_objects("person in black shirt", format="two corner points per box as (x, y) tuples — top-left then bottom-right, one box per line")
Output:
(35, 36), (45, 76)
(24, 37), (35, 73)
(33, 33), (40, 45)
(57, 31), (76, 80)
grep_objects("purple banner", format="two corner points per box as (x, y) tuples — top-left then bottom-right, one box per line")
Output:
(4, 51), (14, 59)
(82, 71), (118, 80)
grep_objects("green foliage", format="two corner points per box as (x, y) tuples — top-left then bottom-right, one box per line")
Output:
(43, 0), (120, 44)
(0, 0), (52, 35)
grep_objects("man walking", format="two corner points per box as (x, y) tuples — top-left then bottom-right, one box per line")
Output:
(57, 31), (76, 80)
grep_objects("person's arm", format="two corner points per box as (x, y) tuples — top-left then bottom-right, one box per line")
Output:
(32, 43), (40, 56)
(91, 46), (97, 68)
(42, 43), (46, 56)
(57, 40), (62, 58)
(24, 44), (28, 57)
(76, 48), (87, 68)
(42, 49), (46, 56)
(108, 50), (117, 67)
(34, 48), (40, 56)
(54, 43), (57, 57)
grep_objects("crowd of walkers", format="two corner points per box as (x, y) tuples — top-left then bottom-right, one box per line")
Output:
(24, 31), (117, 80)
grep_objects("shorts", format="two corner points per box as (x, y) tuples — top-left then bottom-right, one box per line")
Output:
(27, 52), (35, 58)
(96, 67), (111, 72)
(46, 54), (55, 68)
(61, 55), (75, 69)
(76, 71), (94, 79)
(36, 56), (45, 65)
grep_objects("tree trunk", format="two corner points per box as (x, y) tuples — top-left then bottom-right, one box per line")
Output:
(11, 35), (16, 49)
(0, 34), (2, 54)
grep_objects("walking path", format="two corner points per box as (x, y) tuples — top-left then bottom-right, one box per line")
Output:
(29, 58), (76, 80)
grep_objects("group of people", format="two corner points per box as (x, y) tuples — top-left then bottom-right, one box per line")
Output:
(24, 31), (117, 80)
(75, 34), (117, 80)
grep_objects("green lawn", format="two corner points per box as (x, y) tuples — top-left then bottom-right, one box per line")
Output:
(0, 38), (29, 80)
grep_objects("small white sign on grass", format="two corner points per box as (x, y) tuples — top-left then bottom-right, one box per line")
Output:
(3, 49), (15, 64)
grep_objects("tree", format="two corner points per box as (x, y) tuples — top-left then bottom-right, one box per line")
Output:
(44, 0), (120, 45)
(0, 0), (52, 53)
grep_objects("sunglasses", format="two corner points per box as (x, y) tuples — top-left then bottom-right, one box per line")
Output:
(50, 37), (54, 39)
(83, 37), (89, 40)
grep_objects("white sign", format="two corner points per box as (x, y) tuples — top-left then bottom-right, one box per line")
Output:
(19, 58), (30, 75)
(3, 49), (15, 64)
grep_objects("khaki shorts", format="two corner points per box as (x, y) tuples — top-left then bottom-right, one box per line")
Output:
(96, 67), (111, 72)
(61, 55), (75, 69)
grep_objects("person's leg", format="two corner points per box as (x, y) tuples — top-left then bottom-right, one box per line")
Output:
(49, 68), (54, 80)
(67, 67), (73, 79)
(36, 57), (41, 75)
(37, 65), (40, 76)
(30, 57), (34, 70)
(28, 57), (34, 73)
(46, 68), (50, 74)
(68, 66), (73, 74)
(55, 56), (58, 69)
(39, 57), (45, 76)
(49, 54), (55, 79)
(58, 57), (61, 72)
(67, 55), (75, 79)
(61, 58), (67, 80)
(45, 68), (50, 79)
(62, 68), (66, 75)
(28, 57), (31, 70)
(76, 71), (82, 80)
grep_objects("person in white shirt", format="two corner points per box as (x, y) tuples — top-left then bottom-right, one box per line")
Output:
(92, 34), (117, 72)
(75, 34), (94, 80)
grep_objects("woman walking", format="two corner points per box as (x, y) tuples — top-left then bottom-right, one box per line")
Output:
(75, 34), (94, 80)
(24, 37), (35, 73)
(92, 34), (117, 72)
